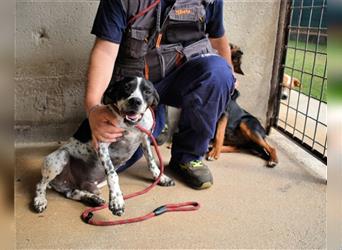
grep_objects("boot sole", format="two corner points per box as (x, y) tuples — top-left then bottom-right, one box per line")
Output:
(194, 181), (213, 190)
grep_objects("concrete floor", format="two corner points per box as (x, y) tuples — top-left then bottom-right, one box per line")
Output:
(16, 132), (326, 249)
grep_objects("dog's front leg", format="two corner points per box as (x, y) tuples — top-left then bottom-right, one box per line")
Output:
(208, 115), (228, 161)
(98, 143), (125, 216)
(141, 135), (175, 186)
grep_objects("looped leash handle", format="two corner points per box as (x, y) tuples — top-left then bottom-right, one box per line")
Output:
(154, 202), (200, 216)
(82, 202), (200, 226)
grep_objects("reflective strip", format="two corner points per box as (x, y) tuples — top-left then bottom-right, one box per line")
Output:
(156, 33), (163, 48)
(144, 61), (150, 80)
(175, 52), (183, 66)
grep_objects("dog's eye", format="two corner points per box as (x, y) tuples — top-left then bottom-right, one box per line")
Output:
(124, 84), (131, 92)
(144, 89), (152, 95)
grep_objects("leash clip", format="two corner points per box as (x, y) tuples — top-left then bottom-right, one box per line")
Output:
(153, 205), (167, 216)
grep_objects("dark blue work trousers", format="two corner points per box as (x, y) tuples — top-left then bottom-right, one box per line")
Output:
(117, 54), (235, 172)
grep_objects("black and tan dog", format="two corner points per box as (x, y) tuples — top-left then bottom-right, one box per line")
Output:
(207, 89), (278, 167)
(207, 44), (278, 167)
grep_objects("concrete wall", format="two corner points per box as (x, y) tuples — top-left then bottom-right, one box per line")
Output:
(224, 1), (280, 124)
(15, 0), (280, 143)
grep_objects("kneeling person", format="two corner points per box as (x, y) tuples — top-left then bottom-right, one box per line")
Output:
(86, 0), (237, 189)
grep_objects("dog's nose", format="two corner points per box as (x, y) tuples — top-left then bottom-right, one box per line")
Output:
(281, 92), (288, 100)
(128, 98), (142, 107)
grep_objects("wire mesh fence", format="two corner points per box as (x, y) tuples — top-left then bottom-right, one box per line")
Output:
(275, 0), (327, 163)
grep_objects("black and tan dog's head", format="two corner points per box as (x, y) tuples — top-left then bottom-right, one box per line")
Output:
(230, 43), (244, 75)
(104, 77), (159, 124)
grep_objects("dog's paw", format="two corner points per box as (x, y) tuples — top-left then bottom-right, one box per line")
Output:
(109, 195), (125, 216)
(266, 161), (277, 168)
(81, 195), (106, 207)
(158, 175), (175, 186)
(207, 155), (216, 161)
(207, 149), (219, 161)
(33, 196), (47, 213)
(207, 152), (219, 161)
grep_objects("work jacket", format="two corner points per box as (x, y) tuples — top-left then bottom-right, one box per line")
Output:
(113, 0), (217, 83)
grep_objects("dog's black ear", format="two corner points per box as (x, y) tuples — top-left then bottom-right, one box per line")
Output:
(142, 78), (160, 107)
(103, 84), (118, 105)
(152, 88), (160, 108)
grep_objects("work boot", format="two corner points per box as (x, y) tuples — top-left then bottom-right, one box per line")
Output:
(170, 160), (213, 189)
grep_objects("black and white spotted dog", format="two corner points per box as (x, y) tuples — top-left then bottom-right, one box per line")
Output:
(33, 77), (175, 216)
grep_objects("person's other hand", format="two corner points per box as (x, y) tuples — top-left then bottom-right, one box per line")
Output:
(88, 105), (125, 150)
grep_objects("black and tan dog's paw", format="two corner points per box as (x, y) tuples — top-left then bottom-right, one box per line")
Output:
(158, 175), (175, 186)
(207, 146), (221, 161)
(266, 161), (278, 168)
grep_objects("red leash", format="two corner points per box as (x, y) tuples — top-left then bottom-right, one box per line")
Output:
(128, 0), (161, 26)
(81, 110), (200, 226)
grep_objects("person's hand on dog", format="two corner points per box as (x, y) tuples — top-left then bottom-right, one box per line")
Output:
(88, 105), (125, 150)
